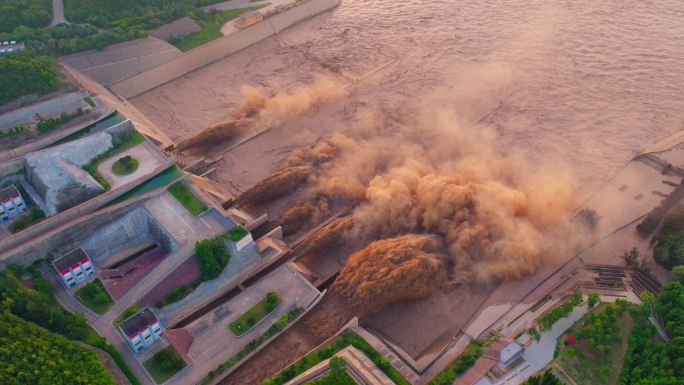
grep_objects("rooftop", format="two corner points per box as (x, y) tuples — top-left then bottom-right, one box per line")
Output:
(120, 307), (159, 337)
(499, 340), (524, 364)
(0, 185), (20, 202)
(53, 249), (89, 272)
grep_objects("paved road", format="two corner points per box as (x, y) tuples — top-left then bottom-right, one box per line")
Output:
(50, 0), (67, 26)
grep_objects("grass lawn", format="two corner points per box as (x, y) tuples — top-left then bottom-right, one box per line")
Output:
(112, 155), (139, 175)
(226, 225), (248, 242)
(171, 8), (254, 52)
(143, 347), (186, 384)
(168, 181), (208, 216)
(74, 279), (114, 314)
(554, 303), (634, 385)
(229, 292), (281, 336)
(304, 368), (358, 385)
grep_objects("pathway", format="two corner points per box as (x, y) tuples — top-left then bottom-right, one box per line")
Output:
(50, 0), (67, 26)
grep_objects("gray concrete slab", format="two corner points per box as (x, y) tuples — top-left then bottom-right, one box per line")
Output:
(61, 37), (183, 86)
(97, 142), (165, 189)
(166, 264), (317, 385)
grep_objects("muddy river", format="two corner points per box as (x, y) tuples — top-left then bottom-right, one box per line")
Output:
(132, 0), (684, 198)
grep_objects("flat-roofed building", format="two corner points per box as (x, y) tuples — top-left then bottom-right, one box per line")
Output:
(120, 307), (164, 352)
(53, 249), (96, 287)
(0, 185), (27, 222)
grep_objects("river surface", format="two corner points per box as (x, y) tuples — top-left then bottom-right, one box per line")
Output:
(132, 0), (684, 197)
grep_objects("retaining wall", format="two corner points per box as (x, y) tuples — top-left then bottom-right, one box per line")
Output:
(109, 0), (340, 98)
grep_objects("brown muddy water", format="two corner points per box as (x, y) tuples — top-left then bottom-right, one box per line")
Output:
(132, 0), (684, 196)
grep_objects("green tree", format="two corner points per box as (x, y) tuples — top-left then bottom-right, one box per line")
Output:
(0, 51), (61, 106)
(588, 292), (600, 309)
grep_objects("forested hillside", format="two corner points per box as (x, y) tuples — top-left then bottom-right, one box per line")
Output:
(0, 51), (61, 106)
(620, 268), (684, 384)
(0, 312), (115, 385)
(0, 0), (51, 33)
(0, 268), (120, 385)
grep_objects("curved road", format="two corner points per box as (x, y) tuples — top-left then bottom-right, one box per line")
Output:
(50, 0), (67, 26)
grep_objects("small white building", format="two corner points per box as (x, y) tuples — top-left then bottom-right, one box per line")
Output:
(0, 185), (27, 222)
(499, 340), (525, 366)
(53, 249), (95, 287)
(120, 308), (164, 352)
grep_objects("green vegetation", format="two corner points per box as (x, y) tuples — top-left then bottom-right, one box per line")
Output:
(0, 268), (142, 385)
(112, 155), (140, 175)
(0, 124), (29, 139)
(653, 205), (684, 269)
(82, 129), (146, 190)
(84, 96), (97, 107)
(0, 51), (61, 106)
(227, 225), (249, 242)
(229, 291), (281, 336)
(201, 308), (308, 385)
(143, 347), (186, 384)
(0, 311), (115, 385)
(521, 370), (562, 385)
(36, 108), (87, 133)
(115, 304), (142, 325)
(196, 235), (230, 279)
(587, 292), (600, 309)
(428, 341), (483, 385)
(554, 301), (633, 385)
(0, 0), (51, 33)
(74, 278), (114, 314)
(168, 181), (207, 216)
(262, 329), (410, 385)
(171, 8), (253, 51)
(618, 273), (684, 384)
(304, 357), (357, 385)
(157, 233), (230, 307)
(64, 0), (222, 31)
(8, 205), (45, 233)
(538, 291), (583, 331)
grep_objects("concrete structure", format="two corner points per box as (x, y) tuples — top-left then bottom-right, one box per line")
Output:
(81, 205), (179, 267)
(499, 341), (524, 366)
(53, 248), (95, 287)
(108, 0), (341, 98)
(0, 184), (27, 222)
(25, 130), (113, 215)
(0, 91), (91, 132)
(120, 307), (164, 352)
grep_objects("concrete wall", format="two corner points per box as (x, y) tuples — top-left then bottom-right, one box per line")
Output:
(0, 157), (26, 178)
(0, 157), (175, 265)
(81, 206), (178, 266)
(109, 0), (340, 98)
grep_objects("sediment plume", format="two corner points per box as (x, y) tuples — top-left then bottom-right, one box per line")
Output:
(175, 118), (247, 153)
(176, 76), (345, 154)
(294, 215), (353, 257)
(332, 234), (448, 317)
(236, 165), (313, 206)
(301, 99), (584, 286)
